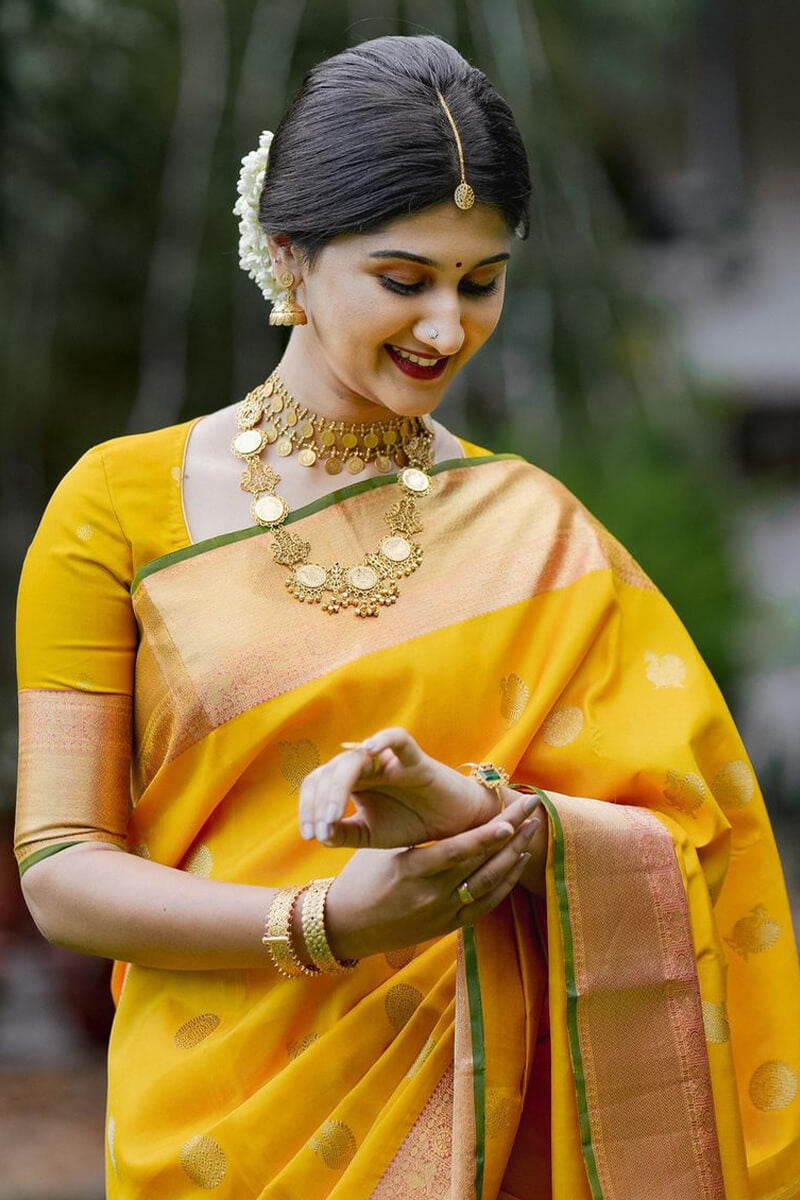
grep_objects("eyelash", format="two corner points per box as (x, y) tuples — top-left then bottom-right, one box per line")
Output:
(379, 276), (500, 298)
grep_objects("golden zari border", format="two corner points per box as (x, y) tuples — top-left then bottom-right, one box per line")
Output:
(15, 689), (132, 870)
(130, 457), (614, 790)
(542, 791), (726, 1200)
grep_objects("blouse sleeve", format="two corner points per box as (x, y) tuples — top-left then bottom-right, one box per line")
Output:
(14, 446), (137, 875)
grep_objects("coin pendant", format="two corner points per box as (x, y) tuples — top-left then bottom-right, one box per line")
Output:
(300, 420), (314, 439)
(295, 563), (327, 589)
(263, 378), (274, 397)
(238, 397), (262, 428)
(263, 422), (278, 443)
(320, 429), (336, 447)
(277, 438), (293, 457)
(341, 432), (358, 449)
(346, 455), (364, 474)
(285, 409), (298, 427)
(381, 536), (412, 562)
(375, 455), (393, 473)
(325, 457), (343, 475)
(347, 565), (379, 591)
(270, 394), (283, 412)
(252, 494), (286, 526)
(394, 449), (408, 468)
(298, 448), (317, 467)
(363, 431), (379, 448)
(400, 467), (430, 494)
(233, 429), (263, 457)
(383, 428), (398, 445)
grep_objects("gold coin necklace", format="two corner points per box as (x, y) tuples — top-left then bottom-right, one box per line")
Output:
(231, 372), (435, 618)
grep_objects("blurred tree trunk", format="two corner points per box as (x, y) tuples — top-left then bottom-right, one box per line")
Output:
(126, 0), (228, 432)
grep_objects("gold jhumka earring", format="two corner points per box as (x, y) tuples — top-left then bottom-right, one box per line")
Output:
(269, 268), (307, 326)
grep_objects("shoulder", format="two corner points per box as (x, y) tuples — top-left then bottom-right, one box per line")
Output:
(41, 420), (196, 574)
(450, 433), (656, 590)
(91, 421), (195, 495)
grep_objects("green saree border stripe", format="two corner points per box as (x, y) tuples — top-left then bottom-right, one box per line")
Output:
(130, 452), (524, 594)
(535, 787), (604, 1200)
(462, 924), (487, 1200)
(18, 842), (81, 876)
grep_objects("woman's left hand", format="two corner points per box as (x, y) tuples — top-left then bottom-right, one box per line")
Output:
(298, 727), (504, 849)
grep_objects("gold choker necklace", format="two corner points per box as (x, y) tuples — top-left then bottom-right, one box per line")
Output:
(233, 372), (434, 476)
(232, 372), (435, 617)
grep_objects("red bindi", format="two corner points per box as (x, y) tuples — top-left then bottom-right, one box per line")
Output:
(455, 261), (462, 267)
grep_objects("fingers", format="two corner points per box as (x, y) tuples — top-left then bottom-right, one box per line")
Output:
(408, 793), (538, 879)
(456, 846), (533, 926)
(298, 748), (370, 842)
(357, 727), (425, 769)
(452, 816), (540, 902)
(298, 728), (425, 845)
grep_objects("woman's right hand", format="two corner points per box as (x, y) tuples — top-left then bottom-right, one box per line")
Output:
(324, 792), (542, 962)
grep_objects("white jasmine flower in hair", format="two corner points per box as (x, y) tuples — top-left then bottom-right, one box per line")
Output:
(233, 129), (280, 302)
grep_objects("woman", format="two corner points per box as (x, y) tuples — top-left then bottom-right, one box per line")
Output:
(14, 34), (800, 1200)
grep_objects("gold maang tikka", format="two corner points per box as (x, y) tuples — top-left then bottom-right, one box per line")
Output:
(436, 90), (475, 211)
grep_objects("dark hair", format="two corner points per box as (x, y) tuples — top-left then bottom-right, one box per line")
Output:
(258, 35), (531, 268)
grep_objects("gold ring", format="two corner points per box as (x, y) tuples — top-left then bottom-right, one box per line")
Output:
(457, 881), (476, 906)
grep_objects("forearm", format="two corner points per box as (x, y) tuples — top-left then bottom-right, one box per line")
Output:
(21, 842), (317, 971)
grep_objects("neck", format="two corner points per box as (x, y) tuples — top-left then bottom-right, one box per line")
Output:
(272, 328), (421, 425)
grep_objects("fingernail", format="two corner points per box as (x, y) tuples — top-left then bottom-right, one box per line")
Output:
(362, 738), (379, 752)
(522, 796), (537, 815)
(315, 820), (328, 841)
(324, 803), (338, 823)
(520, 852), (532, 863)
(301, 822), (314, 840)
(493, 823), (514, 840)
(526, 817), (541, 837)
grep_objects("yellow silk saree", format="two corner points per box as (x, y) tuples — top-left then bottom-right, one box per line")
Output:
(14, 423), (800, 1199)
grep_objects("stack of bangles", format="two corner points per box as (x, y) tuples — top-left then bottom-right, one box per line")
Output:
(262, 876), (359, 979)
(263, 763), (542, 974)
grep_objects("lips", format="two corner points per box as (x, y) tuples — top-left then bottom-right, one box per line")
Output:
(385, 344), (449, 380)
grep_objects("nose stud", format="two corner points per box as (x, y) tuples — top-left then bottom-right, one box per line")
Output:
(428, 328), (439, 340)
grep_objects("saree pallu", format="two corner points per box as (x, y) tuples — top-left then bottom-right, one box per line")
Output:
(14, 429), (800, 1199)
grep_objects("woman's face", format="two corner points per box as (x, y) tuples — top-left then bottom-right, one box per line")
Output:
(271, 201), (514, 421)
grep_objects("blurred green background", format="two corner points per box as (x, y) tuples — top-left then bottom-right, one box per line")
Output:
(1, 2), (799, 1195)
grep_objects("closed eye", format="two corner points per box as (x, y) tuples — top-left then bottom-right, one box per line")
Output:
(379, 276), (500, 298)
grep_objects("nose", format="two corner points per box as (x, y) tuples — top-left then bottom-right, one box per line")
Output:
(413, 304), (465, 358)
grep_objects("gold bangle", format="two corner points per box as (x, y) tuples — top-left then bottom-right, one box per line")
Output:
(263, 885), (320, 979)
(300, 877), (359, 974)
(460, 761), (510, 810)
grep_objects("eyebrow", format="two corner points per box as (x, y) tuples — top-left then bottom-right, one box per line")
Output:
(367, 250), (510, 270)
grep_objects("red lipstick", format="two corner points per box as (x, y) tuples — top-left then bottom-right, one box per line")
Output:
(385, 344), (449, 380)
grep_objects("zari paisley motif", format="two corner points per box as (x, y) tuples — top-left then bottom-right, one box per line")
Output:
(664, 769), (706, 817)
(182, 843), (212, 877)
(725, 905), (781, 960)
(749, 1061), (798, 1111)
(385, 983), (424, 1032)
(279, 738), (320, 792)
(712, 759), (755, 809)
(308, 1119), (357, 1169)
(179, 1135), (227, 1189)
(174, 1013), (220, 1050)
(499, 673), (530, 723)
(540, 705), (584, 748)
(701, 1001), (730, 1045)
